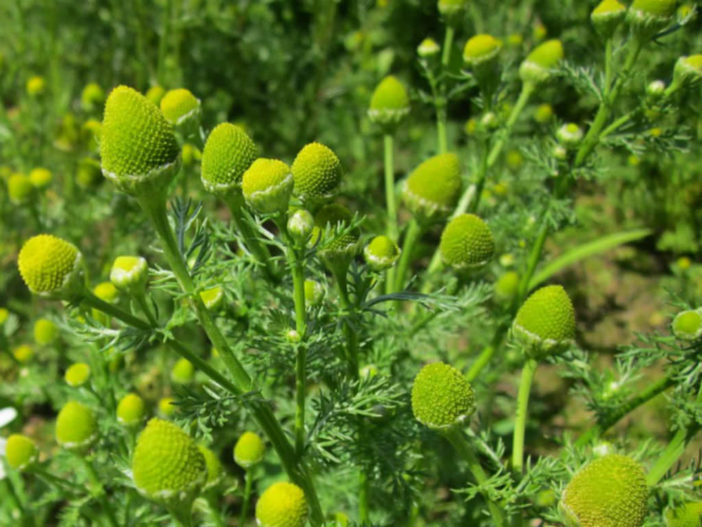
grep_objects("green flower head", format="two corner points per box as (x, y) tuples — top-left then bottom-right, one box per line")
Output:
(519, 40), (564, 85)
(234, 431), (265, 469)
(411, 362), (475, 430)
(255, 481), (308, 527)
(56, 401), (97, 449)
(171, 358), (195, 384)
(18, 235), (84, 300)
(439, 213), (494, 270)
(201, 123), (258, 195)
(117, 393), (146, 426)
(8, 173), (34, 204)
(292, 142), (343, 204)
(368, 76), (410, 130)
(110, 255), (148, 292)
(673, 55), (702, 89)
(160, 88), (200, 126)
(403, 153), (462, 223)
(65, 363), (91, 387)
(6, 434), (38, 470)
(591, 0), (626, 37)
(242, 158), (294, 214)
(513, 285), (575, 355)
(81, 82), (105, 109)
(463, 34), (503, 67)
(34, 318), (58, 345)
(627, 0), (677, 36)
(364, 235), (401, 271)
(671, 309), (702, 340)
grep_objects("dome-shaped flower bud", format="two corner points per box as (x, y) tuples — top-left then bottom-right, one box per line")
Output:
(591, 0), (626, 37)
(463, 34), (503, 67)
(368, 76), (410, 130)
(197, 445), (223, 490)
(100, 85), (180, 195)
(672, 55), (702, 89)
(76, 157), (102, 188)
(513, 285), (575, 355)
(34, 318), (58, 345)
(288, 208), (315, 244)
(145, 85), (166, 106)
(171, 358), (195, 384)
(26, 76), (46, 96)
(439, 214), (494, 270)
(56, 401), (97, 449)
(81, 82), (105, 110)
(160, 88), (200, 127)
(29, 167), (52, 189)
(110, 255), (148, 292)
(438, 0), (467, 21)
(233, 431), (265, 469)
(494, 271), (520, 302)
(534, 104), (554, 124)
(671, 309), (702, 340)
(557, 123), (584, 148)
(132, 418), (206, 500)
(312, 204), (359, 273)
(12, 345), (33, 363)
(199, 286), (223, 311)
(158, 397), (176, 417)
(627, 0), (677, 37)
(519, 40), (564, 85)
(18, 235), (84, 300)
(418, 38), (441, 58)
(242, 158), (294, 214)
(364, 235), (401, 271)
(6, 434), (38, 470)
(304, 279), (325, 306)
(65, 363), (91, 387)
(201, 123), (258, 195)
(664, 502), (702, 527)
(646, 79), (666, 98)
(8, 173), (33, 204)
(411, 362), (475, 430)
(403, 153), (462, 223)
(117, 393), (146, 426)
(559, 454), (648, 527)
(291, 142), (343, 204)
(255, 481), (308, 527)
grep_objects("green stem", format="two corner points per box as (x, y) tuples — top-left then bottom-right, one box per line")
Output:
(32, 465), (83, 494)
(599, 110), (638, 140)
(77, 455), (119, 527)
(444, 428), (506, 527)
(333, 266), (359, 377)
(134, 292), (158, 326)
(512, 358), (537, 475)
(393, 219), (423, 293)
(240, 468), (254, 527)
(290, 245), (307, 457)
(81, 292), (151, 331)
(516, 218), (550, 301)
(487, 84), (534, 168)
(384, 134), (398, 241)
(441, 25), (454, 69)
(359, 469), (370, 523)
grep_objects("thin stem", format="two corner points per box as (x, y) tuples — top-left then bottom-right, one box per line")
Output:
(240, 469), (254, 527)
(359, 469), (370, 523)
(333, 266), (359, 377)
(134, 292), (158, 326)
(487, 84), (534, 167)
(646, 428), (687, 487)
(444, 428), (506, 527)
(77, 455), (119, 527)
(81, 292), (151, 331)
(289, 243), (308, 457)
(516, 218), (550, 301)
(384, 134), (398, 241)
(512, 358), (537, 475)
(393, 219), (423, 293)
(441, 25), (454, 69)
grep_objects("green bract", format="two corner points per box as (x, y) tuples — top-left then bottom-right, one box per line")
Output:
(18, 234), (84, 300)
(664, 502), (702, 527)
(6, 434), (38, 470)
(291, 142), (343, 204)
(519, 39), (564, 85)
(403, 153), (462, 223)
(100, 85), (180, 195)
(201, 123), (258, 195)
(559, 454), (648, 527)
(160, 88), (200, 126)
(411, 362), (476, 430)
(242, 158), (294, 214)
(439, 213), (494, 270)
(234, 431), (265, 469)
(255, 481), (308, 527)
(56, 401), (97, 449)
(368, 76), (410, 130)
(363, 235), (401, 271)
(513, 285), (575, 355)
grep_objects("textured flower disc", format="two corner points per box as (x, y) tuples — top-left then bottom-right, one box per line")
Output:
(6, 434), (38, 470)
(117, 393), (146, 426)
(411, 362), (475, 430)
(519, 39), (564, 84)
(255, 481), (308, 527)
(364, 235), (401, 271)
(18, 235), (82, 296)
(55, 401), (97, 449)
(403, 153), (462, 223)
(132, 418), (206, 500)
(159, 88), (200, 125)
(559, 454), (648, 527)
(234, 431), (265, 469)
(242, 158), (294, 214)
(368, 76), (410, 128)
(291, 142), (343, 203)
(201, 123), (258, 194)
(664, 502), (702, 527)
(439, 213), (494, 269)
(513, 285), (575, 353)
(463, 34), (503, 66)
(100, 85), (180, 190)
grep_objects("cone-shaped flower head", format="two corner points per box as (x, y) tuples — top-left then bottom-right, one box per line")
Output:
(664, 502), (702, 527)
(364, 235), (401, 271)
(242, 158), (294, 214)
(201, 123), (258, 195)
(519, 40), (564, 85)
(65, 363), (91, 387)
(160, 88), (200, 126)
(197, 445), (223, 490)
(132, 418), (206, 500)
(671, 309), (702, 340)
(34, 318), (58, 345)
(418, 38), (441, 58)
(591, 0), (626, 37)
(627, 0), (677, 36)
(291, 142), (343, 204)
(6, 434), (38, 470)
(673, 55), (702, 89)
(439, 214), (494, 270)
(8, 174), (33, 204)
(234, 431), (265, 469)
(100, 85), (180, 195)
(411, 362), (475, 430)
(110, 255), (148, 292)
(56, 401), (97, 449)
(117, 393), (145, 426)
(403, 153), (462, 223)
(368, 76), (410, 130)
(513, 285), (575, 355)
(559, 454), (648, 527)
(312, 204), (359, 273)
(255, 481), (308, 527)
(18, 235), (83, 299)
(29, 168), (52, 189)
(463, 34), (503, 67)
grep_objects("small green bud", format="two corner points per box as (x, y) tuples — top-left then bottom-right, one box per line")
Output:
(418, 38), (441, 58)
(81, 82), (105, 110)
(438, 0), (467, 23)
(13, 345), (33, 363)
(160, 88), (200, 127)
(559, 454), (647, 527)
(65, 363), (91, 387)
(519, 39), (564, 85)
(56, 401), (97, 449)
(671, 309), (702, 340)
(197, 445), (223, 490)
(201, 123), (258, 196)
(368, 76), (410, 130)
(672, 55), (702, 89)
(242, 158), (294, 214)
(363, 235), (401, 271)
(646, 79), (666, 98)
(494, 271), (520, 302)
(403, 153), (462, 223)
(627, 0), (677, 37)
(158, 397), (176, 417)
(132, 418), (206, 500)
(664, 502), (702, 527)
(411, 362), (475, 430)
(439, 214), (494, 270)
(6, 434), (38, 470)
(534, 103), (554, 124)
(181, 143), (201, 166)
(286, 329), (301, 343)
(288, 208), (315, 244)
(26, 76), (46, 96)
(255, 481), (308, 527)
(312, 204), (359, 274)
(29, 167), (52, 189)
(145, 85), (166, 106)
(463, 34), (503, 67)
(171, 358), (195, 384)
(110, 255), (148, 292)
(234, 431), (265, 469)
(8, 174), (33, 204)
(199, 286), (224, 310)
(591, 0), (626, 37)
(304, 279), (325, 306)
(34, 318), (58, 345)
(94, 281), (119, 303)
(556, 123), (584, 148)
(18, 235), (84, 300)
(117, 393), (146, 426)
(291, 142), (343, 204)
(513, 285), (575, 356)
